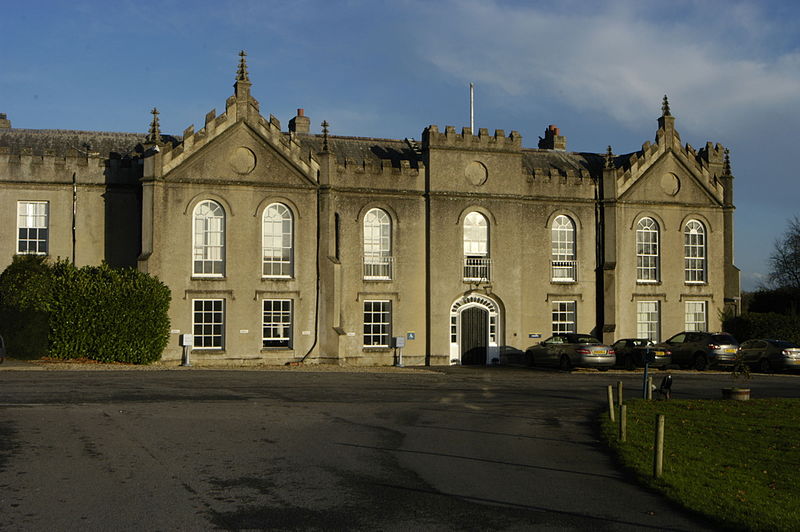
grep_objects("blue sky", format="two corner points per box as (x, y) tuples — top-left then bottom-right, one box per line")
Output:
(3, 0), (799, 291)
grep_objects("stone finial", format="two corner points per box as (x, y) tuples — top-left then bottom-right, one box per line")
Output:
(147, 107), (162, 144)
(321, 120), (330, 151)
(605, 145), (614, 169)
(723, 148), (732, 176)
(236, 50), (250, 82)
(662, 95), (671, 117)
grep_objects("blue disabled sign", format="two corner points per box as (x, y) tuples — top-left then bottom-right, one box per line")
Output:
(528, 333), (542, 339)
(407, 332), (416, 340)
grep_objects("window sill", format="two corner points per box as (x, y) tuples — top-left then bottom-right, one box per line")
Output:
(362, 347), (392, 352)
(551, 279), (576, 284)
(261, 276), (295, 281)
(191, 276), (226, 281)
(636, 281), (661, 285)
(190, 349), (225, 353)
(260, 347), (293, 352)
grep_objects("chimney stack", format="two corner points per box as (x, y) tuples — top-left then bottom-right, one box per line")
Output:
(289, 108), (310, 134)
(0, 113), (10, 129)
(538, 124), (566, 151)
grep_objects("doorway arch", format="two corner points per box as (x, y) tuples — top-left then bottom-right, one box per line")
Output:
(449, 294), (500, 365)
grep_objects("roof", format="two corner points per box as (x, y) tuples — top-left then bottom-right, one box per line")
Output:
(296, 134), (422, 169)
(0, 128), (180, 157)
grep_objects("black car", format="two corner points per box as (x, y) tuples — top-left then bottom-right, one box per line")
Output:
(738, 339), (800, 373)
(656, 331), (739, 370)
(611, 338), (671, 370)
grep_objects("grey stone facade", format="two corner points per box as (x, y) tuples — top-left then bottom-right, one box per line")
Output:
(0, 55), (740, 365)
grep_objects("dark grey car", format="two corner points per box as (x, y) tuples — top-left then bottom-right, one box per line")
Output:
(525, 333), (615, 370)
(612, 338), (671, 370)
(738, 339), (800, 373)
(656, 331), (739, 370)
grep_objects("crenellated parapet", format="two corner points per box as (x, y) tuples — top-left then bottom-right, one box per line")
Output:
(528, 165), (592, 182)
(335, 156), (424, 178)
(422, 125), (522, 152)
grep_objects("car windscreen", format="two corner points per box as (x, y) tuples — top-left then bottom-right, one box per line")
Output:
(712, 334), (738, 345)
(771, 340), (799, 349)
(576, 336), (600, 344)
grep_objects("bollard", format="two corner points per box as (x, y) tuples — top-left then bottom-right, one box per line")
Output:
(607, 385), (615, 422)
(653, 414), (665, 478)
(181, 345), (191, 367)
(617, 381), (623, 407)
(619, 404), (627, 442)
(647, 376), (653, 400)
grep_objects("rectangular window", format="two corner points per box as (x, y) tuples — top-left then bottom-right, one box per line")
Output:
(551, 301), (576, 334)
(685, 301), (707, 332)
(192, 299), (224, 349)
(263, 299), (292, 348)
(17, 201), (49, 255)
(363, 300), (391, 347)
(636, 301), (660, 342)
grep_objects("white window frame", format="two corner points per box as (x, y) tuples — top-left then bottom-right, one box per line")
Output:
(193, 200), (225, 277)
(636, 217), (659, 283)
(363, 300), (391, 347)
(192, 299), (225, 349)
(262, 203), (293, 278)
(636, 301), (660, 342)
(463, 211), (491, 281)
(551, 215), (576, 282)
(684, 220), (706, 284)
(685, 301), (708, 332)
(17, 200), (49, 255)
(363, 208), (393, 280)
(262, 299), (292, 348)
(551, 301), (577, 334)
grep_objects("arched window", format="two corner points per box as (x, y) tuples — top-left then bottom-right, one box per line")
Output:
(684, 220), (706, 283)
(193, 200), (225, 276)
(636, 217), (659, 282)
(262, 203), (293, 277)
(363, 208), (393, 280)
(463, 211), (490, 281)
(551, 215), (576, 282)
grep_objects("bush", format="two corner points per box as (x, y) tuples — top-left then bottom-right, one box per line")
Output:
(723, 312), (800, 344)
(0, 257), (171, 364)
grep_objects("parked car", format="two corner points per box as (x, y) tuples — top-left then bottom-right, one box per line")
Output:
(656, 331), (739, 370)
(525, 333), (615, 370)
(0, 334), (5, 364)
(738, 339), (800, 373)
(611, 338), (671, 370)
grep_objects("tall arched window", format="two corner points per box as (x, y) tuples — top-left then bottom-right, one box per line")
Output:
(463, 211), (490, 281)
(263, 203), (293, 278)
(684, 220), (706, 283)
(193, 200), (225, 276)
(636, 217), (659, 282)
(551, 215), (576, 282)
(363, 208), (393, 280)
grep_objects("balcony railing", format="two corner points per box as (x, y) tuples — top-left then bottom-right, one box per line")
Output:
(464, 257), (492, 282)
(363, 255), (394, 280)
(551, 260), (577, 282)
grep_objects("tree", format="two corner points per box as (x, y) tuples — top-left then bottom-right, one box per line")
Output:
(769, 216), (800, 291)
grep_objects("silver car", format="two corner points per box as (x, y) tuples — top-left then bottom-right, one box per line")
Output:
(525, 333), (615, 370)
(738, 339), (800, 373)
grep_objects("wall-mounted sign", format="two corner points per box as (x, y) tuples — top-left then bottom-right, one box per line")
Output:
(528, 333), (542, 339)
(407, 332), (416, 340)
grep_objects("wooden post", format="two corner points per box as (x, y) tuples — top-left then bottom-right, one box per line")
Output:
(617, 381), (623, 407)
(619, 404), (627, 442)
(607, 385), (615, 422)
(654, 414), (665, 478)
(647, 377), (653, 400)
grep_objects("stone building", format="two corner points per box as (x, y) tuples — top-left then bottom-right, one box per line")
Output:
(0, 53), (740, 365)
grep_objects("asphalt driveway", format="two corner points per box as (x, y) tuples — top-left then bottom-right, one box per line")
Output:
(1, 364), (797, 530)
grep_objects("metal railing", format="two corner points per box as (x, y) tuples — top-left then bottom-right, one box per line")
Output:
(464, 257), (492, 282)
(363, 255), (394, 280)
(551, 260), (577, 282)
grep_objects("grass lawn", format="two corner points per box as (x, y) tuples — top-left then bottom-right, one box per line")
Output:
(600, 398), (800, 531)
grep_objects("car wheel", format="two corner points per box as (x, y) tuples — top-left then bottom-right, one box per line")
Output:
(559, 355), (572, 371)
(624, 356), (636, 371)
(693, 354), (709, 371)
(759, 358), (771, 373)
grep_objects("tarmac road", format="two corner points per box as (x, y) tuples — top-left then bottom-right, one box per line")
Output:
(1, 364), (798, 530)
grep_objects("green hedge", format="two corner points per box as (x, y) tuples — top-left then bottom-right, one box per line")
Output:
(723, 312), (800, 345)
(0, 256), (171, 364)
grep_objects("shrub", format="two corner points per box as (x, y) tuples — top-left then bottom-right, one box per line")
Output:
(0, 257), (171, 364)
(723, 312), (800, 344)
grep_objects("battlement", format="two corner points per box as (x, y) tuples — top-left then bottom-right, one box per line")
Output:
(0, 145), (106, 168)
(529, 165), (591, 182)
(335, 156), (424, 177)
(422, 125), (522, 151)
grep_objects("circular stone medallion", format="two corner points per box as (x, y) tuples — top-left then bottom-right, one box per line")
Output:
(230, 146), (256, 175)
(465, 161), (488, 186)
(660, 173), (680, 196)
